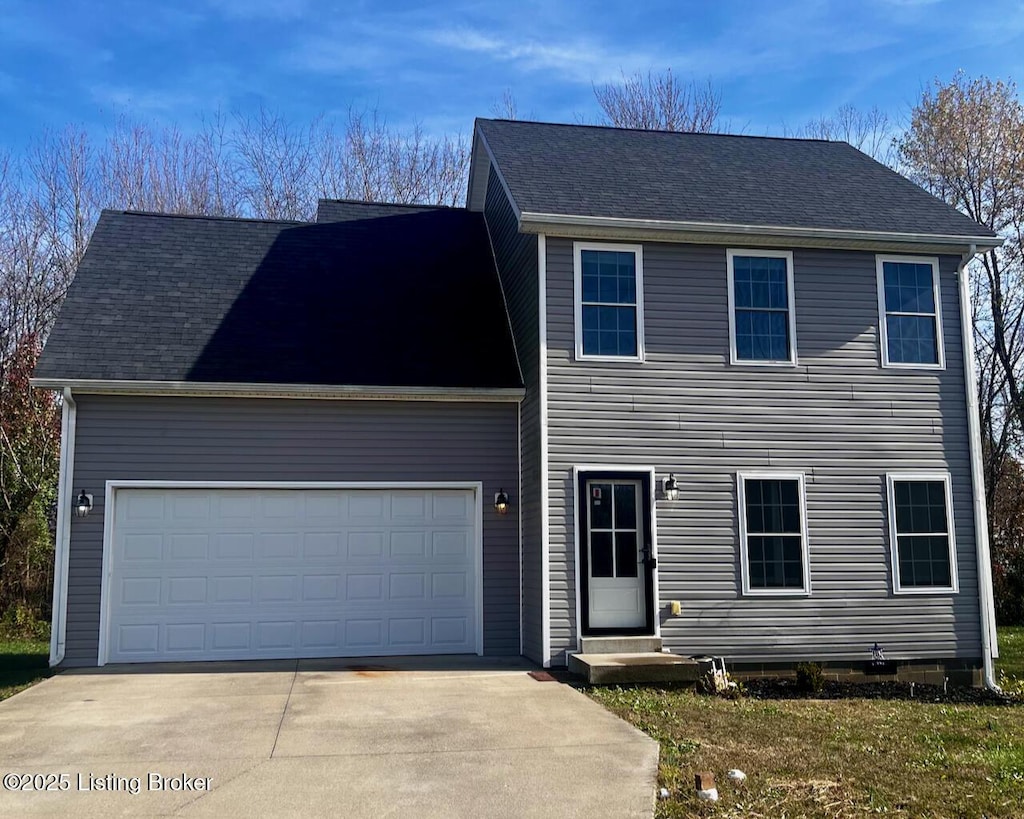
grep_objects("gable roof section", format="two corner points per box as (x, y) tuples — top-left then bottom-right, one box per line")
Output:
(34, 205), (522, 393)
(474, 119), (997, 245)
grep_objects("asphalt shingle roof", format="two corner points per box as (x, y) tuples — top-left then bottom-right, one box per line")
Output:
(476, 119), (996, 239)
(35, 205), (522, 389)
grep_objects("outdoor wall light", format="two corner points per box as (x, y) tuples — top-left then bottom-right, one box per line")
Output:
(663, 473), (679, 502)
(74, 490), (93, 518)
(494, 489), (510, 515)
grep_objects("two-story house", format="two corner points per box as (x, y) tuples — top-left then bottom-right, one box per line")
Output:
(33, 119), (1001, 686)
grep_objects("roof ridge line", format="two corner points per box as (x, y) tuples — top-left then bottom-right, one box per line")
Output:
(108, 209), (309, 225)
(317, 198), (465, 211)
(475, 117), (842, 144)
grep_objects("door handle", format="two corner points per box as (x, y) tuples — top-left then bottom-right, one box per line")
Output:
(641, 543), (656, 570)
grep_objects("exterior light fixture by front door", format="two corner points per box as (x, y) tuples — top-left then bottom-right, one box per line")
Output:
(494, 489), (510, 515)
(75, 490), (93, 518)
(663, 474), (679, 502)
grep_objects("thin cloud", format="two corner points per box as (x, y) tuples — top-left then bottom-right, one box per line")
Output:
(422, 27), (663, 84)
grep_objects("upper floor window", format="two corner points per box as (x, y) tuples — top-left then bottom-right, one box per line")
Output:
(876, 256), (944, 369)
(737, 472), (810, 596)
(886, 473), (958, 593)
(573, 242), (644, 361)
(727, 249), (797, 365)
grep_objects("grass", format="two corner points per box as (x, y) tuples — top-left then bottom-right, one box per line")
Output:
(583, 627), (1024, 818)
(0, 637), (51, 702)
(998, 627), (1024, 682)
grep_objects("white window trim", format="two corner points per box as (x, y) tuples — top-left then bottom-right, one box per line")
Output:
(886, 472), (959, 595)
(876, 255), (946, 370)
(573, 241), (645, 362)
(726, 248), (798, 367)
(736, 471), (811, 596)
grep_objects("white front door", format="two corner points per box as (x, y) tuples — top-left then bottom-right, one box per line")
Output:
(104, 486), (479, 664)
(585, 479), (647, 630)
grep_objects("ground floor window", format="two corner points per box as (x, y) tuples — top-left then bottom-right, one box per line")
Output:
(887, 473), (958, 593)
(737, 472), (810, 595)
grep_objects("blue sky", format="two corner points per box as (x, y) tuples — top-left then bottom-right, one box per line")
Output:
(2, 0), (1023, 150)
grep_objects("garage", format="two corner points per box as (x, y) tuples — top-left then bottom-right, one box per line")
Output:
(100, 484), (482, 664)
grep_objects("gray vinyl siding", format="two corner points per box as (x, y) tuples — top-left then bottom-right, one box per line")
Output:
(63, 395), (520, 667)
(545, 239), (981, 665)
(483, 169), (543, 663)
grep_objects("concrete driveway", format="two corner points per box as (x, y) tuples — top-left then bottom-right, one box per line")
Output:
(0, 656), (658, 817)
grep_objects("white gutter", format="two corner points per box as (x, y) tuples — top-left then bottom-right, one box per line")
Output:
(520, 211), (1003, 250)
(958, 244), (1000, 690)
(29, 379), (525, 403)
(49, 388), (77, 667)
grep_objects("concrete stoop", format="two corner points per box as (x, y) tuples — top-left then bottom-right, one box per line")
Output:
(569, 647), (706, 685)
(569, 652), (703, 684)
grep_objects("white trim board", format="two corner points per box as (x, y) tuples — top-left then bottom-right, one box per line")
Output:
(49, 388), (77, 667)
(736, 471), (812, 597)
(538, 233), (551, 668)
(956, 247), (999, 670)
(30, 379), (525, 402)
(572, 465), (660, 652)
(96, 480), (486, 666)
(519, 211), (1002, 252)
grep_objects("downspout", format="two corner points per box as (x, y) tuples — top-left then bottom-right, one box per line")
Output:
(48, 387), (76, 668)
(957, 245), (1000, 690)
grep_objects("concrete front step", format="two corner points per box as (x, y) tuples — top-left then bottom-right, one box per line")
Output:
(568, 652), (706, 684)
(579, 636), (663, 654)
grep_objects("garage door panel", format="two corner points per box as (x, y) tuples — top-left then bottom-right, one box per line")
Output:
(106, 488), (478, 663)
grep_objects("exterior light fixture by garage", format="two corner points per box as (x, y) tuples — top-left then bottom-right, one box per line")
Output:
(663, 473), (679, 501)
(494, 489), (510, 515)
(74, 490), (93, 518)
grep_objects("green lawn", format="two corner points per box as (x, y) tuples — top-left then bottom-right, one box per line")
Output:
(999, 626), (1024, 681)
(585, 627), (1024, 818)
(0, 638), (51, 702)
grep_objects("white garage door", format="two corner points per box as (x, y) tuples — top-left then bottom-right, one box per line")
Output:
(103, 486), (479, 664)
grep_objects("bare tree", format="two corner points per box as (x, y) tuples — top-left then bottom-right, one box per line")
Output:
(490, 89), (521, 120)
(900, 73), (1024, 621)
(793, 104), (897, 165)
(0, 105), (475, 627)
(336, 109), (468, 206)
(231, 107), (318, 221)
(594, 70), (723, 132)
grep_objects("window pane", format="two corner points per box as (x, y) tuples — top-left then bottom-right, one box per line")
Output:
(884, 262), (935, 313)
(894, 480), (947, 534)
(582, 305), (636, 357)
(745, 479), (801, 534)
(887, 315), (938, 364)
(745, 479), (804, 591)
(735, 309), (789, 361)
(897, 535), (951, 587)
(613, 484), (637, 530)
(734, 256), (787, 310)
(747, 535), (804, 589)
(893, 480), (952, 588)
(616, 532), (639, 578)
(590, 483), (612, 529)
(591, 532), (613, 578)
(581, 249), (636, 305)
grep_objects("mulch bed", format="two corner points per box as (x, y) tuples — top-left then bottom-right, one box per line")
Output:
(743, 676), (1019, 706)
